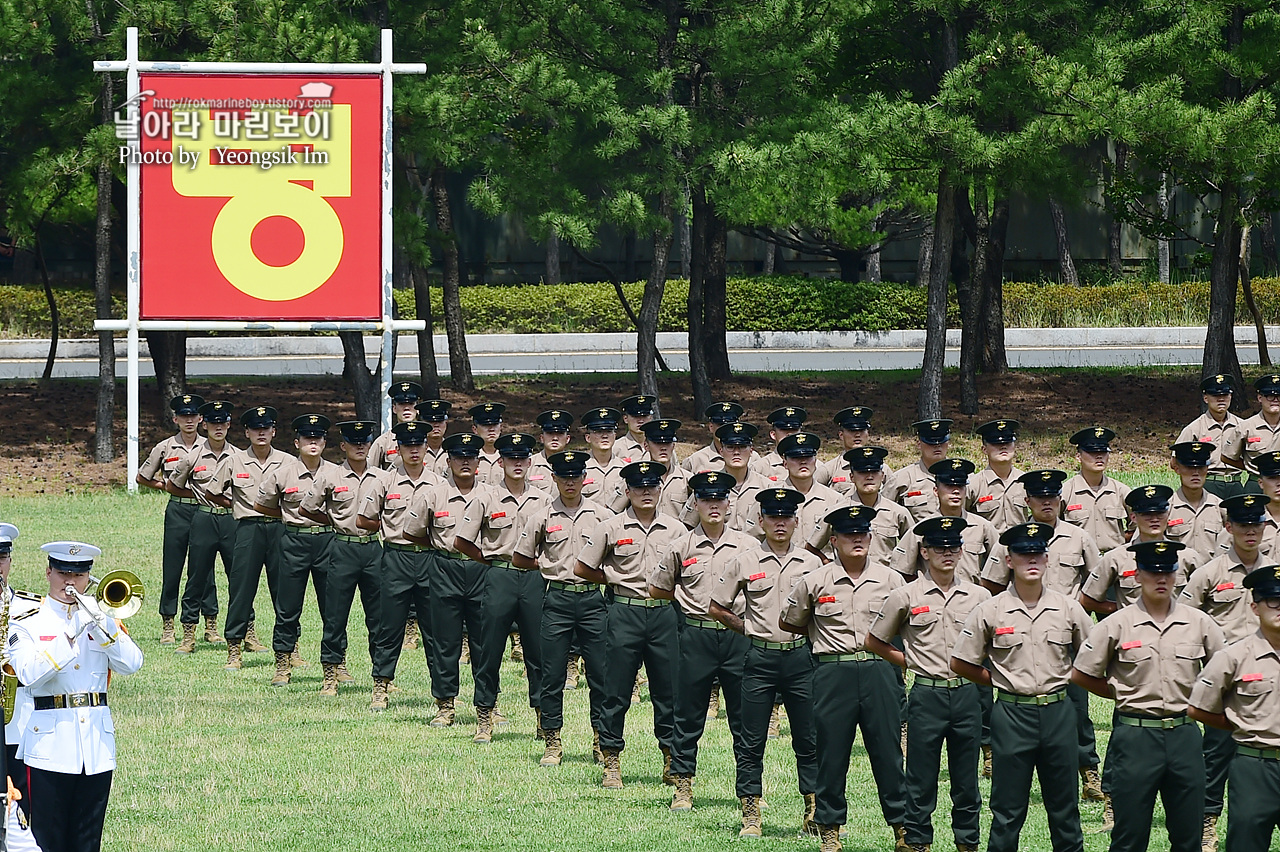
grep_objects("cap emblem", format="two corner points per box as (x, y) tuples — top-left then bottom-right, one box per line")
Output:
(1025, 524), (1039, 536)
(1094, 427), (1105, 438)
(940, 519), (953, 529)
(257, 407), (266, 415)
(68, 545), (82, 555)
(930, 421), (939, 429)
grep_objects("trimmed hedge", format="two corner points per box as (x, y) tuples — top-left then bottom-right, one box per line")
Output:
(0, 285), (126, 339)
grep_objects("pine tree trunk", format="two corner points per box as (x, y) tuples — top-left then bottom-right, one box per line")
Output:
(1259, 214), (1279, 276)
(432, 168), (473, 391)
(92, 46), (115, 461)
(1240, 224), (1271, 366)
(545, 229), (561, 285)
(340, 333), (380, 421)
(639, 194), (673, 405)
(981, 196), (1010, 373)
(689, 186), (712, 414)
(144, 331), (187, 423)
(1107, 142), (1128, 277)
(959, 185), (987, 415)
(703, 199), (730, 382)
(916, 222), (934, 285)
(919, 169), (955, 421)
(762, 238), (776, 274)
(1205, 180), (1244, 388)
(411, 262), (440, 398)
(1049, 197), (1079, 286)
(36, 238), (59, 383)
(1158, 174), (1172, 283)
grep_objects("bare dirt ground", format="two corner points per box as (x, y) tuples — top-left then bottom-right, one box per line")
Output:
(0, 367), (1209, 496)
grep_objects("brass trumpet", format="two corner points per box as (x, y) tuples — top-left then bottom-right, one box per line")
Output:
(65, 570), (146, 620)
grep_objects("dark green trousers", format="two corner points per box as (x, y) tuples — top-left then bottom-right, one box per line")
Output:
(904, 681), (982, 847)
(988, 697), (1083, 852)
(182, 508), (233, 623)
(1242, 474), (1264, 496)
(738, 644), (817, 798)
(538, 586), (607, 731)
(273, 527), (331, 653)
(321, 538), (385, 668)
(427, 553), (487, 701)
(1204, 475), (1244, 501)
(1204, 722), (1237, 816)
(474, 564), (543, 709)
(225, 518), (283, 642)
(813, 657), (906, 827)
(670, 619), (748, 777)
(1067, 682), (1100, 769)
(1108, 720), (1203, 852)
(159, 499), (211, 618)
(598, 597), (678, 754)
(372, 548), (435, 682)
(1225, 752), (1280, 852)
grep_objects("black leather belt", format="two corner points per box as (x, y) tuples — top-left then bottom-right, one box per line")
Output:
(35, 692), (107, 710)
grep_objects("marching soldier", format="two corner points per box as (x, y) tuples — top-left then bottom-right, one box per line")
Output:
(11, 541), (143, 852)
(515, 450), (612, 766)
(890, 459), (999, 583)
(1212, 451), (1280, 559)
(469, 403), (506, 485)
(758, 406), (808, 480)
(1168, 441), (1226, 562)
(369, 382), (423, 469)
(1221, 374), (1280, 494)
(528, 410), (575, 492)
(1178, 375), (1244, 499)
(605, 420), (692, 521)
(682, 402), (754, 473)
(1063, 427), (1131, 554)
(0, 523), (41, 818)
(299, 421), (389, 695)
(614, 395), (656, 462)
(581, 407), (626, 502)
(738, 434), (843, 544)
(888, 420), (953, 522)
(808, 446), (912, 569)
(868, 516), (990, 852)
(415, 399), (453, 476)
(575, 461), (685, 789)
(137, 392), (206, 645)
(714, 423), (777, 532)
(710, 488), (820, 839)
(781, 505), (909, 852)
(967, 419), (1028, 531)
(815, 407), (884, 494)
(649, 471), (755, 811)
(951, 522), (1091, 852)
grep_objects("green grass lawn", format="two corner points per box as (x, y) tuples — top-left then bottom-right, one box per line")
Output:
(0, 487), (1196, 851)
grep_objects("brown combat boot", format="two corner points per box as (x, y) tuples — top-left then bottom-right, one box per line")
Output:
(707, 683), (721, 720)
(160, 616), (176, 645)
(175, 622), (197, 654)
(203, 616), (225, 644)
(334, 659), (355, 683)
(738, 796), (762, 837)
(632, 673), (643, 704)
(402, 617), (420, 651)
(956, 844), (979, 852)
(565, 655), (579, 690)
(601, 749), (623, 789)
(802, 792), (818, 837)
(319, 663), (339, 696)
(670, 775), (693, 811)
(460, 635), (470, 664)
(270, 652), (291, 686)
(1080, 766), (1105, 801)
(509, 632), (524, 662)
(290, 643), (308, 668)
(592, 728), (605, 765)
(370, 677), (390, 712)
(660, 745), (677, 786)
(981, 744), (993, 778)
(1101, 794), (1114, 832)
(540, 729), (563, 767)
(430, 698), (456, 728)
(892, 823), (909, 852)
(474, 706), (494, 744)
(819, 824), (842, 852)
(224, 640), (243, 671)
(907, 845), (931, 852)
(535, 708), (546, 741)
(244, 621), (269, 652)
(1202, 813), (1218, 852)
(768, 703), (783, 740)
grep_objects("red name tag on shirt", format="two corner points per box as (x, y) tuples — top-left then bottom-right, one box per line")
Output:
(284, 487), (299, 494)
(995, 626), (1015, 635)
(831, 476), (847, 483)
(194, 465), (207, 473)
(1243, 673), (1265, 682)
(617, 538), (634, 546)
(682, 558), (698, 567)
(623, 457), (633, 463)
(770, 476), (779, 481)
(491, 511), (506, 519)
(977, 495), (994, 503)
(236, 473), (251, 479)
(546, 525), (562, 533)
(39, 636), (56, 642)
(334, 486), (349, 494)
(1167, 518), (1185, 526)
(1249, 437), (1263, 443)
(1122, 570), (1137, 578)
(584, 478), (595, 485)
(818, 595), (837, 604)
(387, 449), (398, 455)
(436, 511), (449, 518)
(1066, 503), (1083, 511)
(530, 475), (545, 480)
(1121, 640), (1142, 650)
(1216, 582), (1236, 591)
(910, 606), (930, 615)
(907, 490), (922, 497)
(165, 455), (181, 463)
(387, 493), (401, 500)
(1201, 436), (1214, 442)
(749, 572), (768, 581)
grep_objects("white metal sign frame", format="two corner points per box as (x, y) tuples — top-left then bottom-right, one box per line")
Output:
(94, 28), (426, 492)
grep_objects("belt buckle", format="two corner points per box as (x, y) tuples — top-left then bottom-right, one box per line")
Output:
(1034, 694), (1051, 705)
(70, 693), (88, 708)
(1159, 717), (1177, 729)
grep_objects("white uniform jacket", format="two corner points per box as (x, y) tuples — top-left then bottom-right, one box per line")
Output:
(4, 588), (45, 750)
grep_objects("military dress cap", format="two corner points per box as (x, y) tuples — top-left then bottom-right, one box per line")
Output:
(442, 432), (483, 456)
(689, 471), (736, 500)
(914, 515), (969, 548)
(582, 407), (622, 430)
(620, 395), (656, 416)
(548, 450), (588, 477)
(1018, 469), (1068, 497)
(388, 381), (423, 403)
(716, 422), (759, 446)
(912, 419), (953, 444)
(240, 406), (278, 428)
(1201, 374), (1234, 394)
(640, 419), (682, 443)
(705, 402), (744, 424)
(844, 446), (890, 472)
(337, 421), (377, 444)
(1222, 493), (1271, 524)
(767, 406), (808, 429)
(0, 522), (17, 556)
(537, 410), (575, 432)
(999, 522), (1054, 554)
(198, 401), (233, 423)
(1171, 441), (1214, 468)
(777, 433), (821, 457)
(169, 393), (204, 415)
(469, 402), (506, 425)
(756, 488), (806, 517)
(1125, 484), (1173, 514)
(292, 414), (330, 437)
(929, 458), (977, 486)
(1254, 374), (1280, 394)
(834, 407), (873, 430)
(1256, 451), (1280, 478)
(1128, 540), (1185, 573)
(975, 419), (1020, 444)
(495, 433), (536, 458)
(1243, 564), (1280, 600)
(1070, 426), (1115, 453)
(621, 461), (666, 488)
(416, 399), (452, 421)
(826, 505), (877, 535)
(42, 541), (100, 572)
(393, 421), (430, 446)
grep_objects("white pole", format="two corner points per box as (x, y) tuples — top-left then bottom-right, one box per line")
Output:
(379, 29), (395, 433)
(126, 27), (141, 494)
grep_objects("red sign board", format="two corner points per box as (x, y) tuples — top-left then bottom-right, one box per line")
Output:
(134, 74), (381, 320)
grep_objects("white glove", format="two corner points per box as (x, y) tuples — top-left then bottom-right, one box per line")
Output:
(75, 597), (117, 643)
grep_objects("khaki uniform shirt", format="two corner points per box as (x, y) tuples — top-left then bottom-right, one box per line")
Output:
(782, 561), (905, 654)
(612, 433), (647, 463)
(966, 467), (1028, 532)
(1178, 412), (1244, 476)
(890, 512), (999, 583)
(870, 574), (991, 680)
(953, 588), (1091, 695)
(300, 461), (388, 536)
(982, 520), (1101, 598)
(516, 497), (612, 584)
(1222, 413), (1280, 475)
(757, 451), (788, 483)
(650, 525), (756, 618)
(1191, 631), (1280, 749)
(457, 482), (551, 561)
(888, 460), (939, 522)
(398, 475), (485, 552)
(605, 467), (693, 524)
(807, 493), (913, 569)
(816, 457), (894, 495)
(477, 450), (504, 486)
(1082, 544), (1198, 608)
(582, 454), (625, 502)
(368, 429), (398, 470)
(1213, 515), (1280, 561)
(738, 479), (844, 544)
(577, 508), (684, 599)
(359, 466), (445, 546)
(713, 542), (820, 643)
(168, 440), (239, 506)
(1165, 488), (1225, 562)
(1179, 548), (1264, 643)
(256, 457), (333, 527)
(525, 452), (557, 494)
(208, 447), (292, 520)
(725, 469), (781, 533)
(1061, 474), (1132, 553)
(139, 434), (205, 483)
(1074, 599), (1225, 715)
